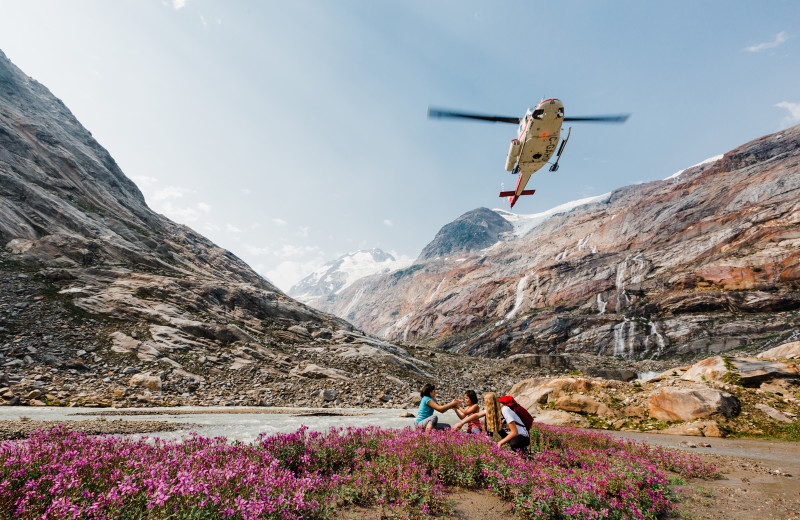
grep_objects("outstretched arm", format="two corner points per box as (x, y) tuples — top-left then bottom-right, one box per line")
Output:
(428, 398), (461, 413)
(454, 403), (478, 419)
(454, 410), (486, 430)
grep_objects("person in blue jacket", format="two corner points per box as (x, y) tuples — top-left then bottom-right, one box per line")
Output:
(414, 383), (461, 432)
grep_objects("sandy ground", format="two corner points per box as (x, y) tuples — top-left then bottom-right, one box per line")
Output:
(601, 431), (800, 520)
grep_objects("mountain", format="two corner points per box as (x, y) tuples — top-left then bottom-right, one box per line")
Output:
(417, 207), (513, 261)
(0, 49), (366, 405)
(315, 125), (800, 358)
(288, 248), (410, 305)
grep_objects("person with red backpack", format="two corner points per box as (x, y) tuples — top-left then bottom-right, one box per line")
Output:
(455, 392), (531, 453)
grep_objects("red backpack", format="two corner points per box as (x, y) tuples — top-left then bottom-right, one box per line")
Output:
(499, 395), (534, 430)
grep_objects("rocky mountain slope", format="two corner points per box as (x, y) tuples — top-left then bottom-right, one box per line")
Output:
(288, 248), (410, 307)
(0, 49), (373, 404)
(316, 125), (800, 359)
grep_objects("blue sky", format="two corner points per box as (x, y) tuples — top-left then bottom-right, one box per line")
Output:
(1, 1), (798, 290)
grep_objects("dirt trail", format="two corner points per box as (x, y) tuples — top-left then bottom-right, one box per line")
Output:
(605, 430), (800, 519)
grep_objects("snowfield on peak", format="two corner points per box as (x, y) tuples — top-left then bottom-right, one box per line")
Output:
(493, 192), (612, 238)
(289, 249), (412, 303)
(664, 154), (723, 180)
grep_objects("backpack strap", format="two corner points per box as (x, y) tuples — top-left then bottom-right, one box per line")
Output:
(500, 405), (526, 429)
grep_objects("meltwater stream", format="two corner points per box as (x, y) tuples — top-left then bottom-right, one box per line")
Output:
(0, 406), (464, 443)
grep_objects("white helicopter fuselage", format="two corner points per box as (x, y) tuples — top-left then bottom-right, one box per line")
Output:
(505, 98), (565, 177)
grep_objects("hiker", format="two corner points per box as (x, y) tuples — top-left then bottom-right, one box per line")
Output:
(485, 392), (530, 453)
(415, 383), (461, 432)
(456, 392), (530, 453)
(453, 390), (483, 434)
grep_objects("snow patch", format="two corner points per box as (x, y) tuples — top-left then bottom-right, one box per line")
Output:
(493, 192), (611, 238)
(665, 154), (723, 180)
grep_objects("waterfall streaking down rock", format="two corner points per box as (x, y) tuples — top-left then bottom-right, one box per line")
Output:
(506, 274), (530, 319)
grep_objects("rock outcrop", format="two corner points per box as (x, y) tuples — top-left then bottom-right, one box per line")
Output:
(508, 352), (799, 438)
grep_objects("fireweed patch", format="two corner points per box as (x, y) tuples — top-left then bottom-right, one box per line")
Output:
(0, 425), (716, 519)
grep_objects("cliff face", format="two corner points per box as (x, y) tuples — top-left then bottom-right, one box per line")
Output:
(0, 48), (349, 365)
(317, 125), (800, 358)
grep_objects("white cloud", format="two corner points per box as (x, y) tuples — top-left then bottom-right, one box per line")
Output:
(297, 226), (310, 238)
(226, 224), (242, 233)
(241, 188), (252, 195)
(201, 222), (220, 232)
(383, 219), (393, 227)
(157, 201), (202, 222)
(131, 175), (158, 188)
(272, 218), (287, 226)
(744, 31), (787, 52)
(200, 15), (207, 27)
(196, 202), (212, 212)
(265, 259), (325, 291)
(388, 251), (414, 265)
(776, 101), (800, 125)
(153, 185), (193, 201)
(275, 244), (320, 259)
(173, 0), (188, 10)
(245, 244), (271, 256)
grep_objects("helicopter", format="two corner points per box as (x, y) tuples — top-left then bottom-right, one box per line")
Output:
(428, 99), (629, 209)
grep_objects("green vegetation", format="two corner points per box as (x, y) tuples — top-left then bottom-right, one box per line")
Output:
(720, 355), (742, 386)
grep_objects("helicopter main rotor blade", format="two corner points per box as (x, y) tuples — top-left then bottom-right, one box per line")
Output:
(563, 114), (630, 123)
(428, 107), (520, 125)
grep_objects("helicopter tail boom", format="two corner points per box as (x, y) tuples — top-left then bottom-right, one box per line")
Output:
(499, 190), (535, 197)
(500, 189), (535, 209)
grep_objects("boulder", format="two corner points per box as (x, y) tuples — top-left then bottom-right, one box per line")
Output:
(292, 364), (351, 381)
(759, 378), (799, 396)
(732, 357), (799, 385)
(533, 410), (590, 428)
(647, 387), (740, 422)
(757, 341), (800, 360)
(508, 377), (554, 409)
(24, 390), (42, 400)
(130, 373), (162, 391)
(287, 325), (310, 337)
(109, 331), (139, 354)
(229, 358), (253, 370)
(321, 389), (337, 402)
(552, 394), (611, 416)
(681, 355), (799, 386)
(754, 403), (793, 424)
(660, 420), (725, 437)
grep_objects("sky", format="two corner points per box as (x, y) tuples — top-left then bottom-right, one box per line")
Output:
(1, 1), (798, 291)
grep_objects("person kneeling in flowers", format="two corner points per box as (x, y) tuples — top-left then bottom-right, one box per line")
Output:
(415, 383), (461, 432)
(454, 392), (530, 453)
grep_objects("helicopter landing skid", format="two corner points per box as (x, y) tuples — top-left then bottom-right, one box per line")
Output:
(548, 126), (571, 172)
